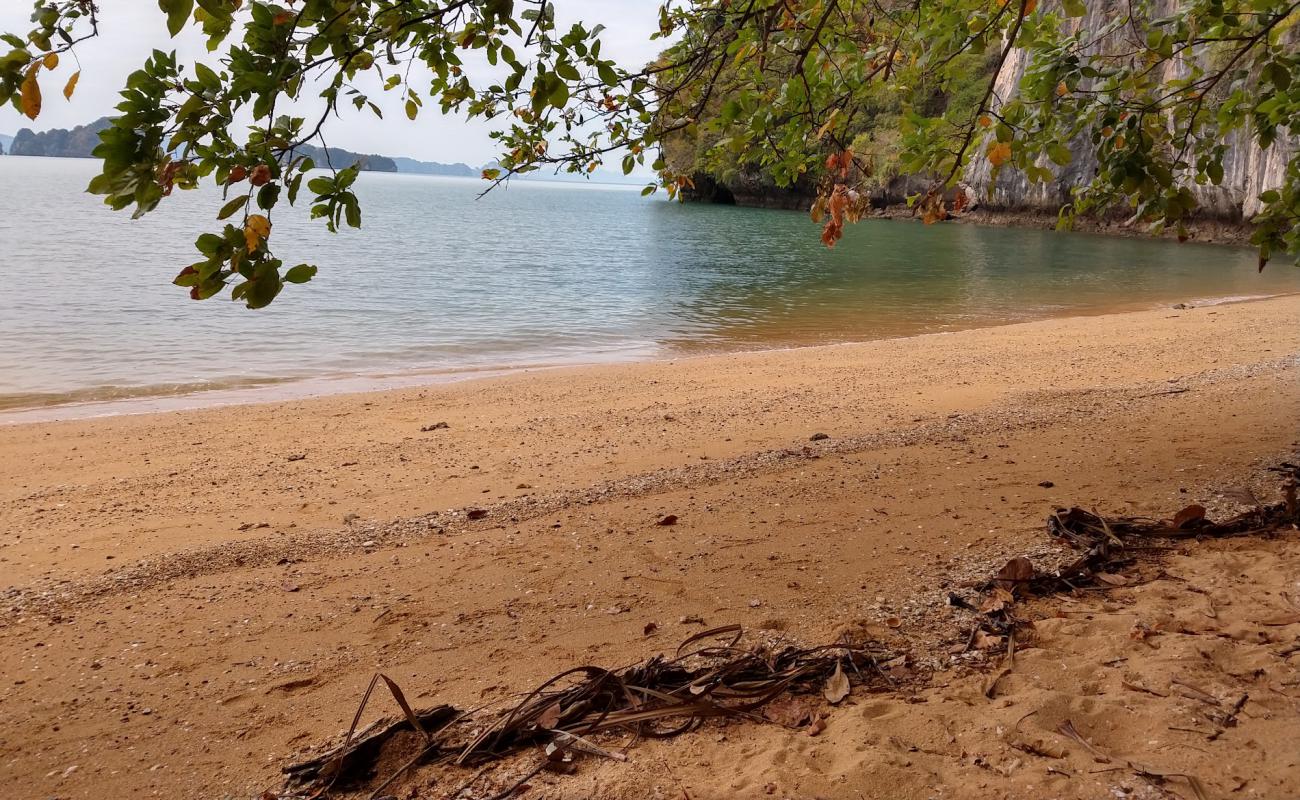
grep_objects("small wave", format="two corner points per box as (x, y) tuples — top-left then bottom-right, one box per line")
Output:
(1185, 293), (1285, 307)
(0, 376), (295, 411)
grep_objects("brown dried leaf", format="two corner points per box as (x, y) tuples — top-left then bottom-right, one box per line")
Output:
(995, 557), (1035, 589)
(1094, 572), (1129, 587)
(979, 587), (1015, 613)
(806, 716), (827, 736)
(1259, 612), (1300, 626)
(762, 696), (816, 728)
(823, 662), (850, 705)
(1171, 504), (1206, 529)
(536, 701), (562, 730)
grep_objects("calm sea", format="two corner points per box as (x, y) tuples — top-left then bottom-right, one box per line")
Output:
(1, 156), (1297, 417)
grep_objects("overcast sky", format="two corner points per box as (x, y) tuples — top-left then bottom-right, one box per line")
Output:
(0, 1), (664, 166)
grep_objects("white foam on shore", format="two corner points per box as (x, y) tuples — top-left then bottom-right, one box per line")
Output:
(3, 292), (1293, 426)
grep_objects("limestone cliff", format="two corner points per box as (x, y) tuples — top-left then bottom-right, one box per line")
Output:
(963, 0), (1295, 222)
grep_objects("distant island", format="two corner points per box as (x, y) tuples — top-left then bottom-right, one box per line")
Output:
(7, 118), (111, 158)
(0, 117), (638, 184)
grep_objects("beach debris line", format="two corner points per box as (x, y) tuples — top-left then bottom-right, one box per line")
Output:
(275, 484), (1299, 799)
(949, 493), (1300, 663)
(277, 625), (898, 798)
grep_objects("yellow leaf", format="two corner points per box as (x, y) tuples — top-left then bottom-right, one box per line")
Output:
(731, 42), (755, 68)
(987, 141), (1012, 168)
(815, 108), (840, 141)
(63, 70), (79, 100)
(244, 214), (271, 253)
(20, 67), (41, 120)
(42, 53), (59, 69)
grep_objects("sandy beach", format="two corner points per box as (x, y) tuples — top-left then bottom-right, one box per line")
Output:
(2, 295), (1299, 799)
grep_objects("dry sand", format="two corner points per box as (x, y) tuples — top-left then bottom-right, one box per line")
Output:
(1, 295), (1298, 799)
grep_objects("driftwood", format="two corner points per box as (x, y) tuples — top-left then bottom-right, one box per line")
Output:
(278, 626), (895, 798)
(954, 497), (1298, 663)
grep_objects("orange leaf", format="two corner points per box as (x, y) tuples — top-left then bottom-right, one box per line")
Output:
(1056, 81), (1068, 97)
(921, 195), (947, 225)
(977, 114), (992, 128)
(987, 141), (1012, 168)
(1023, 0), (1038, 13)
(62, 70), (79, 100)
(20, 66), (41, 120)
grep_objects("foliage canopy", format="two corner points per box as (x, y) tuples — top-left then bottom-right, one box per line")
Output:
(2, 0), (1297, 306)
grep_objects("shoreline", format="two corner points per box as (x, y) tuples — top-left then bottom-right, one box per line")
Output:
(877, 204), (1264, 247)
(3, 290), (1293, 426)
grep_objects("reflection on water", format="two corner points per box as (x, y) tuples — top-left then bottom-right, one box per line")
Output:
(0, 156), (1296, 410)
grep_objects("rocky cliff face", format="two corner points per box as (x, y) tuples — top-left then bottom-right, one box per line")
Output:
(964, 0), (1295, 222)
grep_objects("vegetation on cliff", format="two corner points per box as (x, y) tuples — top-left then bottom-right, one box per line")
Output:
(662, 50), (997, 207)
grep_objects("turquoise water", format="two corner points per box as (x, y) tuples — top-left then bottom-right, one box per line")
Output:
(1, 156), (1297, 411)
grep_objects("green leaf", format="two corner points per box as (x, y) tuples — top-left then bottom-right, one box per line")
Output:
(284, 264), (317, 283)
(257, 183), (280, 211)
(1207, 160), (1224, 185)
(195, 233), (224, 256)
(549, 79), (569, 108)
(217, 195), (248, 220)
(159, 0), (194, 38)
(555, 60), (580, 81)
(343, 195), (361, 228)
